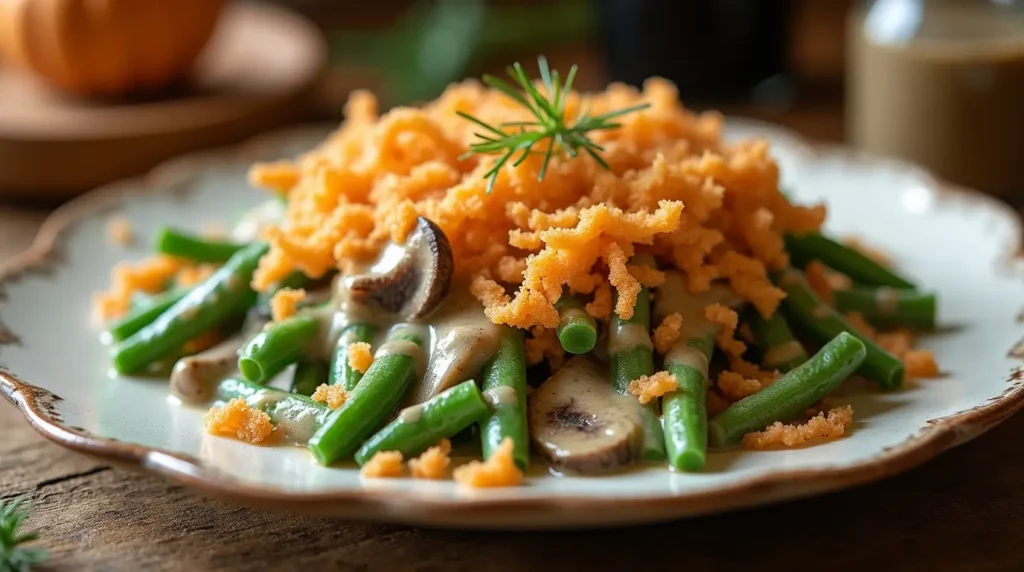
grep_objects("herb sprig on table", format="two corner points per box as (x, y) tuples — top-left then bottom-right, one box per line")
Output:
(458, 56), (649, 193)
(0, 498), (47, 572)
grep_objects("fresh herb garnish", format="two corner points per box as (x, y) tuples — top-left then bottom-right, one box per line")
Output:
(458, 56), (649, 193)
(0, 498), (48, 572)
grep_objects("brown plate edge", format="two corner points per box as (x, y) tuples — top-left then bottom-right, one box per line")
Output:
(2, 120), (1023, 530)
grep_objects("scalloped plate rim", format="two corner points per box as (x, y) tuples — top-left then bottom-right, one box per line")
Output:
(2, 120), (1023, 529)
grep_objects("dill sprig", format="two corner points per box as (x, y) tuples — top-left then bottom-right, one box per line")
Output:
(0, 498), (48, 572)
(457, 56), (649, 193)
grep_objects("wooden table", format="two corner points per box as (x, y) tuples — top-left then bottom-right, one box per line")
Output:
(3, 164), (1024, 572)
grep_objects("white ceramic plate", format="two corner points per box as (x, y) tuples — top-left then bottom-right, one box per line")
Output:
(2, 121), (1022, 529)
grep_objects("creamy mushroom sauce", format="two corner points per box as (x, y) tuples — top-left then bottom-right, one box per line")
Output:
(654, 270), (743, 369)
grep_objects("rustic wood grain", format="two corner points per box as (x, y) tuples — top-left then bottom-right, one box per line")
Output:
(3, 196), (1023, 571)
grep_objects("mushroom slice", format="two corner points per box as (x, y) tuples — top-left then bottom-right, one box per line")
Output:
(529, 355), (646, 474)
(345, 217), (453, 320)
(170, 316), (268, 404)
(401, 288), (503, 406)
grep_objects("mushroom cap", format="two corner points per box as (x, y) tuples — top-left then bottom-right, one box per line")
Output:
(345, 217), (454, 320)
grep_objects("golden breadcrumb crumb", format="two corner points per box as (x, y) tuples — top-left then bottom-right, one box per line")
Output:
(175, 263), (216, 287)
(717, 371), (762, 400)
(347, 341), (374, 374)
(804, 259), (836, 304)
(653, 312), (683, 354)
(270, 288), (306, 322)
(107, 215), (134, 246)
(737, 322), (755, 344)
(183, 330), (223, 355)
(844, 312), (876, 338)
(844, 235), (893, 266)
(409, 439), (452, 479)
(904, 350), (940, 380)
(524, 327), (565, 370)
(453, 437), (524, 488)
(706, 304), (745, 357)
(360, 451), (405, 478)
(92, 255), (185, 322)
(742, 405), (854, 450)
(707, 389), (731, 415)
(877, 329), (914, 357)
(585, 281), (613, 319)
(628, 371), (678, 404)
(311, 384), (347, 409)
(204, 398), (275, 444)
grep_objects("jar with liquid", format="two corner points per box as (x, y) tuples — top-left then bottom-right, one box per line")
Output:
(848, 0), (1024, 195)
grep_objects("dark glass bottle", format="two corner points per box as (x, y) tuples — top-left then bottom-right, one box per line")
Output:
(595, 0), (790, 104)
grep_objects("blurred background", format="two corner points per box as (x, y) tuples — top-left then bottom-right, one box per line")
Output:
(0, 0), (1020, 207)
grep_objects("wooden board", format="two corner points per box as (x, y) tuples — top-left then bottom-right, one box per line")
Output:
(0, 1), (326, 200)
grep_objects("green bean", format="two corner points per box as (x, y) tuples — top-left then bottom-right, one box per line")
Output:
(663, 334), (714, 471)
(709, 332), (866, 446)
(609, 257), (667, 462)
(785, 232), (915, 289)
(215, 378), (331, 435)
(238, 314), (321, 383)
(112, 243), (267, 374)
(479, 326), (529, 469)
(257, 270), (309, 307)
(154, 226), (245, 263)
(749, 311), (810, 373)
(106, 286), (189, 342)
(555, 294), (597, 354)
(355, 380), (490, 465)
(308, 325), (426, 465)
(290, 361), (328, 396)
(776, 268), (904, 388)
(328, 323), (376, 390)
(832, 286), (936, 330)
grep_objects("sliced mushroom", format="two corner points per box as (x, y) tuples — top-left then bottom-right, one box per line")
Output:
(529, 355), (646, 474)
(170, 315), (268, 404)
(344, 217), (453, 320)
(401, 287), (503, 407)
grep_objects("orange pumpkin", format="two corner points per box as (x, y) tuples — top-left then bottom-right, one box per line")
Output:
(0, 0), (226, 96)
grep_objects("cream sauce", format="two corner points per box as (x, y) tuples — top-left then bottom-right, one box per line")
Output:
(762, 340), (806, 369)
(875, 287), (900, 315)
(483, 385), (519, 408)
(607, 323), (654, 355)
(402, 286), (503, 407)
(246, 392), (321, 444)
(654, 271), (743, 341)
(398, 403), (425, 424)
(528, 356), (645, 473)
(664, 343), (709, 372)
(376, 338), (428, 379)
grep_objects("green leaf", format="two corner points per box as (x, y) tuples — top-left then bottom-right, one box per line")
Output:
(0, 497), (48, 572)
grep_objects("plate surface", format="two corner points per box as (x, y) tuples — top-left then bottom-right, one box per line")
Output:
(2, 121), (1022, 529)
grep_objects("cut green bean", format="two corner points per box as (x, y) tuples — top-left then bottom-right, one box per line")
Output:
(609, 257), (667, 462)
(832, 286), (936, 330)
(328, 323), (376, 391)
(308, 325), (426, 465)
(749, 311), (810, 373)
(355, 380), (490, 465)
(215, 377), (332, 437)
(709, 332), (866, 447)
(106, 286), (189, 342)
(664, 334), (714, 471)
(776, 268), (904, 388)
(238, 314), (321, 383)
(291, 361), (328, 396)
(479, 326), (529, 469)
(112, 243), (268, 374)
(154, 226), (245, 263)
(555, 294), (597, 354)
(785, 232), (915, 289)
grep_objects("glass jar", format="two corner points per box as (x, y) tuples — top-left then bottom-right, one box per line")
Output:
(847, 0), (1024, 195)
